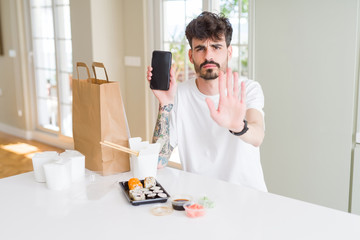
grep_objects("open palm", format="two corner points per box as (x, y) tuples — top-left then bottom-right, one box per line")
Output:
(205, 68), (247, 132)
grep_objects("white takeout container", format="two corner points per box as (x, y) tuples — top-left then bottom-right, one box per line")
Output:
(129, 137), (161, 179)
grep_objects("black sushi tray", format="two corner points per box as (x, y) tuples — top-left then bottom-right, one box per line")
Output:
(119, 179), (171, 206)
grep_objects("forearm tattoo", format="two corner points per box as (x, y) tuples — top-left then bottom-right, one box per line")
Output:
(153, 104), (174, 168)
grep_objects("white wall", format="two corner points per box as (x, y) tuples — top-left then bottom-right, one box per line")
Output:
(255, 0), (358, 212)
(70, 0), (126, 103)
(0, 0), (28, 130)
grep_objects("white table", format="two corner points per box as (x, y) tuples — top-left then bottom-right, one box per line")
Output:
(0, 167), (359, 240)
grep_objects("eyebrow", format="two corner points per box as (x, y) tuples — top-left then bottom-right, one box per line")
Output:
(194, 43), (224, 50)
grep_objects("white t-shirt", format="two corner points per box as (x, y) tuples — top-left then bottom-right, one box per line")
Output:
(169, 78), (267, 192)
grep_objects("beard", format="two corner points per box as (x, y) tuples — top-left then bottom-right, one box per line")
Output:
(193, 59), (227, 80)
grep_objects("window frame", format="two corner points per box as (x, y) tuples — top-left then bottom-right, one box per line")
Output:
(27, 0), (73, 139)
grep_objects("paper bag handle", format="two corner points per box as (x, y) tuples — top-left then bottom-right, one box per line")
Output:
(76, 62), (91, 80)
(92, 62), (109, 82)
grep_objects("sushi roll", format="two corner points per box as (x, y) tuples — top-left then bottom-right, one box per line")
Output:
(144, 190), (153, 195)
(157, 193), (167, 198)
(150, 186), (161, 191)
(130, 191), (145, 201)
(146, 193), (157, 199)
(128, 178), (143, 190)
(153, 189), (164, 193)
(144, 177), (156, 189)
(129, 189), (141, 195)
(139, 188), (149, 193)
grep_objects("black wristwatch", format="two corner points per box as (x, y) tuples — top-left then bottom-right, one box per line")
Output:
(229, 120), (249, 136)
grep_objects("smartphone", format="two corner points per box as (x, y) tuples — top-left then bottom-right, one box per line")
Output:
(150, 50), (172, 90)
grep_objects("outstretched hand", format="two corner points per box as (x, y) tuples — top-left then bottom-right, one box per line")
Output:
(147, 66), (177, 106)
(205, 68), (247, 132)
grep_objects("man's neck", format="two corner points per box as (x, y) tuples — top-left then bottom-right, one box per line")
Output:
(195, 77), (219, 96)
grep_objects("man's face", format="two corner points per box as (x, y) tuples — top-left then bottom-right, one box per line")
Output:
(189, 37), (232, 80)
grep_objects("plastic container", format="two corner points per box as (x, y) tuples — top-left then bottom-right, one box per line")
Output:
(170, 195), (192, 211)
(183, 202), (206, 218)
(150, 204), (173, 216)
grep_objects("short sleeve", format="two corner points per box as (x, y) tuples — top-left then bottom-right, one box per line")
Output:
(243, 79), (265, 116)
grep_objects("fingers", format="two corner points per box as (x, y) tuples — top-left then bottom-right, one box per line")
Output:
(169, 66), (177, 88)
(226, 68), (232, 97)
(169, 66), (175, 83)
(233, 71), (239, 98)
(170, 66), (174, 79)
(223, 68), (240, 99)
(218, 70), (226, 98)
(146, 66), (153, 82)
(240, 81), (246, 104)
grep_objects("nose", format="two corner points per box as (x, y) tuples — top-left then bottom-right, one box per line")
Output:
(205, 49), (214, 62)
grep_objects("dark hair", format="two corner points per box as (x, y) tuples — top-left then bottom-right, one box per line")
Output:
(185, 11), (233, 48)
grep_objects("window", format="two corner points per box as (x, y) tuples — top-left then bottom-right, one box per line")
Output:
(220, 0), (250, 77)
(29, 0), (73, 137)
(161, 0), (251, 82)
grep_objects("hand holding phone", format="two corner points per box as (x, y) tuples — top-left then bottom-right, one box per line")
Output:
(150, 51), (172, 90)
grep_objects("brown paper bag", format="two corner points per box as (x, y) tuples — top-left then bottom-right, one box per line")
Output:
(72, 62), (130, 175)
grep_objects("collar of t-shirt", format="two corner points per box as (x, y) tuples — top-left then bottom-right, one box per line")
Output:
(190, 78), (220, 104)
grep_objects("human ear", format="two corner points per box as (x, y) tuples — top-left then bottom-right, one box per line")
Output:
(188, 49), (194, 64)
(228, 45), (233, 60)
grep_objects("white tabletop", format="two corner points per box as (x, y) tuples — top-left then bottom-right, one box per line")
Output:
(0, 167), (359, 240)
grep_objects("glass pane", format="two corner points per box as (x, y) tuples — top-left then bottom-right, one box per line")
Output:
(58, 39), (73, 72)
(240, 17), (248, 45)
(185, 0), (202, 24)
(31, 0), (52, 7)
(229, 16), (239, 45)
(35, 69), (57, 98)
(165, 42), (188, 82)
(163, 1), (185, 42)
(56, 0), (69, 5)
(241, 0), (249, 14)
(59, 72), (72, 105)
(240, 45), (248, 77)
(56, 5), (71, 39)
(220, 1), (240, 45)
(229, 45), (239, 73)
(163, 0), (201, 82)
(220, 0), (239, 18)
(31, 6), (54, 38)
(33, 39), (56, 70)
(37, 97), (59, 131)
(61, 104), (72, 137)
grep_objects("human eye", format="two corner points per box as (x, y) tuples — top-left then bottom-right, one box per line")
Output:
(213, 45), (222, 50)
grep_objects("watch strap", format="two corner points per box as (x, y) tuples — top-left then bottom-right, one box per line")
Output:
(229, 119), (249, 136)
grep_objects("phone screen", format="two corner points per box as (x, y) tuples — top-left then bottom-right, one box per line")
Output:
(150, 51), (172, 90)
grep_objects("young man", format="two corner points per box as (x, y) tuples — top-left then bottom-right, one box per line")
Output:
(147, 12), (267, 191)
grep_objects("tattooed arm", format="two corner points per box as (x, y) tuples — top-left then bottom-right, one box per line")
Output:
(153, 104), (174, 168)
(147, 66), (177, 168)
